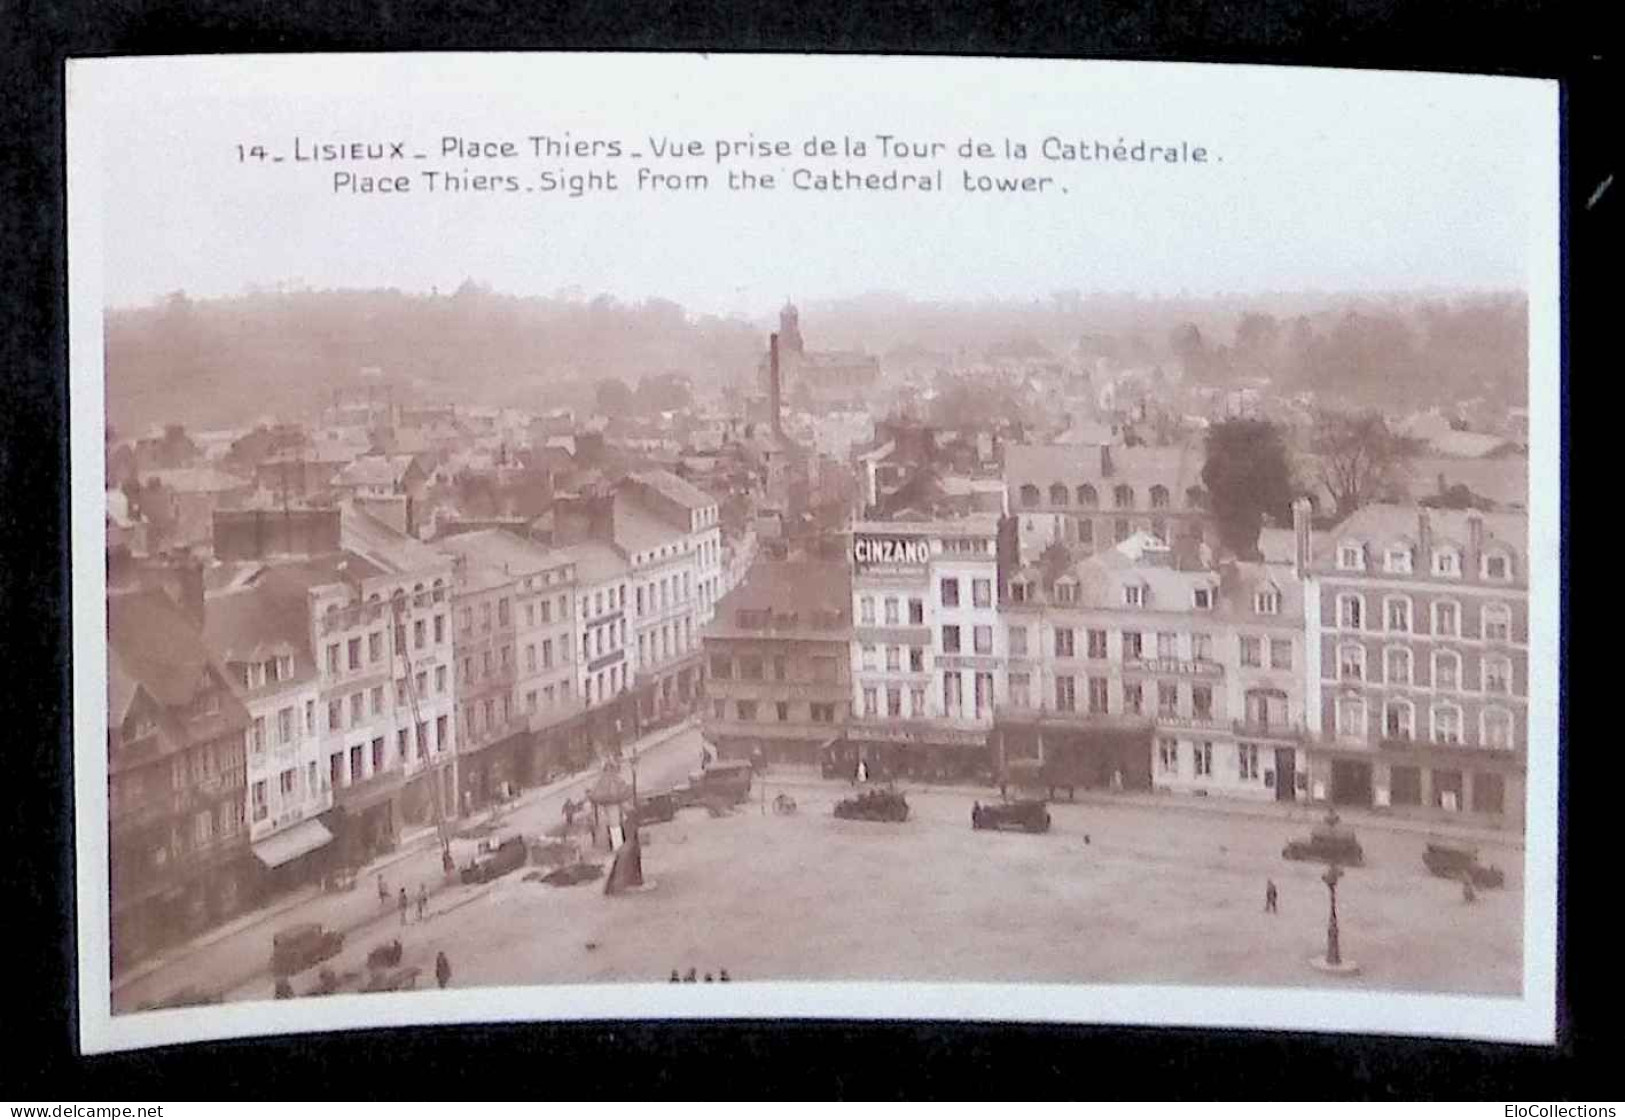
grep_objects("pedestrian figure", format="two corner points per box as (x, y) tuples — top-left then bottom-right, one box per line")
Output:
(435, 951), (452, 989)
(719, 969), (731, 982)
(670, 970), (681, 983)
(704, 972), (714, 983)
(275, 978), (294, 1000)
(1462, 877), (1477, 904)
(684, 968), (697, 983)
(857, 760), (868, 784)
(416, 883), (428, 922)
(377, 874), (388, 908)
(563, 797), (577, 833)
(397, 887), (408, 926)
(1111, 768), (1124, 792)
(1265, 879), (1279, 914)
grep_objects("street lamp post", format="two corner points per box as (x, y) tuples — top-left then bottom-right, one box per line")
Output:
(1322, 863), (1343, 967)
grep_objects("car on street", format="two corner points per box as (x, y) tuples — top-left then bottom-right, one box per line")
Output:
(1422, 841), (1505, 888)
(681, 760), (753, 806)
(972, 799), (1052, 833)
(1282, 810), (1365, 866)
(460, 834), (529, 885)
(270, 922), (345, 977)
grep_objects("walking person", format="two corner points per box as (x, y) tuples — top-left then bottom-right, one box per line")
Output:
(416, 883), (428, 922)
(1265, 879), (1279, 914)
(397, 886), (409, 926)
(377, 874), (388, 909)
(435, 951), (452, 989)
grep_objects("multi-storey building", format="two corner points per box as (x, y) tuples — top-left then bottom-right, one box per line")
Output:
(436, 529), (585, 805)
(1005, 441), (1212, 565)
(1303, 504), (1528, 823)
(202, 581), (332, 894)
(843, 515), (1004, 781)
(617, 471), (722, 722)
(108, 584), (253, 973)
(995, 529), (1309, 800)
(558, 540), (638, 753)
(271, 505), (460, 864)
(702, 559), (853, 765)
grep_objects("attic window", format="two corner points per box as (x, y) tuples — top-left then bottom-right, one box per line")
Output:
(1384, 547), (1413, 574)
(1123, 584), (1145, 608)
(1337, 543), (1366, 571)
(1482, 550), (1512, 581)
(1255, 590), (1281, 615)
(1192, 587), (1214, 610)
(1054, 582), (1077, 605)
(1009, 581), (1028, 604)
(1433, 548), (1462, 578)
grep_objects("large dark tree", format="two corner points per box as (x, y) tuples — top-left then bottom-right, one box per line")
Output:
(1200, 418), (1295, 559)
(1310, 409), (1423, 520)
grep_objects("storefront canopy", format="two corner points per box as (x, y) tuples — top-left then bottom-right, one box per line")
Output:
(252, 818), (334, 868)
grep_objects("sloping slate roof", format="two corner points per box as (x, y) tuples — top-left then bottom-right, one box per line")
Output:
(108, 589), (251, 730)
(556, 541), (629, 586)
(716, 558), (851, 618)
(336, 455), (414, 488)
(1004, 441), (1203, 495)
(1313, 503), (1527, 566)
(436, 527), (569, 577)
(340, 502), (446, 574)
(629, 468), (714, 510)
(144, 467), (252, 493)
(201, 583), (318, 681)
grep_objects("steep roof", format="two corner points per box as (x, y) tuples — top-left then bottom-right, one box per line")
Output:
(435, 527), (571, 578)
(143, 467), (252, 493)
(108, 589), (251, 738)
(200, 582), (318, 682)
(339, 502), (447, 574)
(556, 541), (629, 586)
(335, 454), (417, 488)
(628, 468), (714, 510)
(1315, 503), (1527, 567)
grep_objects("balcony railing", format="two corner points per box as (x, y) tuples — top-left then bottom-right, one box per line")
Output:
(1231, 717), (1306, 741)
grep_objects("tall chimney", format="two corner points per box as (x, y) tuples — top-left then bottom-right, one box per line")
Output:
(1417, 508), (1433, 571)
(1467, 514), (1484, 578)
(769, 332), (783, 438)
(1292, 497), (1312, 578)
(1100, 444), (1114, 477)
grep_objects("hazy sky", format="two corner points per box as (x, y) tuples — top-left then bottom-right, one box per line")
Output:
(71, 54), (1556, 316)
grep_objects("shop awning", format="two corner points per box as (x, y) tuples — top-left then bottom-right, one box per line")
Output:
(252, 818), (333, 868)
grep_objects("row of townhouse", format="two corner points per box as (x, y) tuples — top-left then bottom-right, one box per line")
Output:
(700, 500), (1529, 827)
(104, 471), (725, 974)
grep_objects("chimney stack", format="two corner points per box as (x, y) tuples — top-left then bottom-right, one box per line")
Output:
(1417, 508), (1433, 570)
(1467, 514), (1484, 577)
(1292, 497), (1312, 578)
(769, 332), (783, 438)
(1100, 444), (1114, 477)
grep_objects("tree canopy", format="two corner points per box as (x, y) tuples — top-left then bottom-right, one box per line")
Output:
(1200, 418), (1296, 559)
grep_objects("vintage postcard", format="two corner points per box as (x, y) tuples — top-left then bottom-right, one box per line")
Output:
(67, 53), (1560, 1052)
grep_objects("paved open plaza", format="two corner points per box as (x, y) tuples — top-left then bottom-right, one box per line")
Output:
(220, 774), (1523, 1004)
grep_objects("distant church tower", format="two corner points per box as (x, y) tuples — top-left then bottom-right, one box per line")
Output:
(780, 299), (805, 355)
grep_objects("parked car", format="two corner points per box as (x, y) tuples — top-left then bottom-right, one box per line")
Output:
(459, 835), (528, 885)
(972, 799), (1052, 833)
(834, 788), (910, 822)
(1423, 841), (1505, 888)
(271, 922), (345, 977)
(685, 760), (753, 805)
(1282, 810), (1365, 866)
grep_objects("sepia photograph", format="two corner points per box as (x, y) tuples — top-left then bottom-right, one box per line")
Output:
(66, 52), (1561, 1053)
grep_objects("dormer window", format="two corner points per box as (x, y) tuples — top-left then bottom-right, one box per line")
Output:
(1009, 581), (1028, 604)
(1337, 543), (1366, 571)
(1482, 550), (1512, 582)
(1384, 546), (1413, 574)
(1124, 584), (1145, 608)
(1254, 590), (1281, 615)
(1433, 548), (1462, 578)
(1192, 587), (1213, 610)
(1054, 582), (1077, 605)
